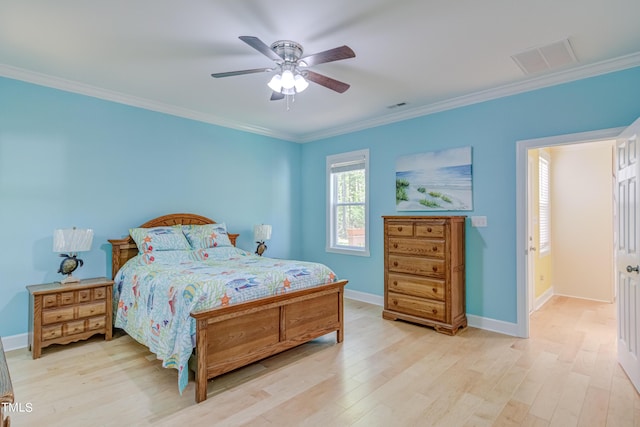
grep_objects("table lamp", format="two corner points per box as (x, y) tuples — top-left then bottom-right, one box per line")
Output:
(53, 227), (94, 284)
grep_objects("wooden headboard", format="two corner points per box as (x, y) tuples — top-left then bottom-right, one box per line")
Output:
(107, 213), (239, 279)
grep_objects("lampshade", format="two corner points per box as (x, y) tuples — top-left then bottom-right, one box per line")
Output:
(53, 228), (94, 253)
(253, 224), (272, 242)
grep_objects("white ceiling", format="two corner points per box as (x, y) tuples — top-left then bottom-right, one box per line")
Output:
(1, 0), (639, 142)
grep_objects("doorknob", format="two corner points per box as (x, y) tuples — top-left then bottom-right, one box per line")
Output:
(626, 265), (639, 273)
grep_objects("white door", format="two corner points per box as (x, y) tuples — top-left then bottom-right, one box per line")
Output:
(616, 116), (640, 393)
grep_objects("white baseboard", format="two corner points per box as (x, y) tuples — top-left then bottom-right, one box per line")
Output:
(2, 333), (28, 351)
(345, 290), (519, 337)
(535, 286), (554, 310)
(466, 314), (519, 336)
(344, 289), (384, 306)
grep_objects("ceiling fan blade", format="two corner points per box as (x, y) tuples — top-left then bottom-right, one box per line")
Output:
(239, 36), (283, 61)
(270, 92), (285, 101)
(211, 67), (273, 78)
(305, 70), (350, 93)
(299, 45), (355, 67)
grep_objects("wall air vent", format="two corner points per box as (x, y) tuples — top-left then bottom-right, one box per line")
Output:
(511, 38), (578, 75)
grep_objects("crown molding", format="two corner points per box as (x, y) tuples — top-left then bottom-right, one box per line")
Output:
(2, 52), (640, 144)
(297, 52), (640, 143)
(0, 63), (297, 142)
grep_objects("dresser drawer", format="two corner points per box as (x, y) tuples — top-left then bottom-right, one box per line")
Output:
(388, 237), (445, 258)
(388, 254), (445, 278)
(64, 320), (86, 336)
(42, 307), (74, 325)
(42, 325), (63, 341)
(387, 292), (446, 322)
(415, 223), (445, 238)
(87, 316), (106, 331)
(386, 222), (414, 237)
(388, 273), (445, 301)
(78, 302), (105, 318)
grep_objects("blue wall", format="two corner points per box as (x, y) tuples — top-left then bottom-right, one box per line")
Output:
(0, 77), (302, 337)
(2, 66), (640, 337)
(301, 66), (640, 324)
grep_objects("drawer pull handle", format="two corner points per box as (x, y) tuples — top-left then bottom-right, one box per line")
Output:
(432, 267), (438, 272)
(397, 226), (403, 231)
(432, 246), (438, 252)
(432, 309), (438, 314)
(393, 281), (398, 286)
(392, 299), (398, 305)
(427, 227), (432, 232)
(393, 262), (398, 267)
(393, 243), (398, 248)
(432, 288), (438, 293)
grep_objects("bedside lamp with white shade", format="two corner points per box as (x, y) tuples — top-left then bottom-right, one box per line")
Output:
(253, 224), (272, 256)
(53, 227), (94, 284)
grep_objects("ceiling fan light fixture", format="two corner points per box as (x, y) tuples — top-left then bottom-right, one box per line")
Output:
(294, 74), (309, 92)
(282, 86), (296, 96)
(280, 69), (296, 89)
(267, 74), (282, 92)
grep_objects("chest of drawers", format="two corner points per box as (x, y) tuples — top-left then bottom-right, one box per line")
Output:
(27, 277), (113, 359)
(382, 216), (466, 335)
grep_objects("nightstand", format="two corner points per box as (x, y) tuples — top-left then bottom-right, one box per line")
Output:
(27, 277), (113, 359)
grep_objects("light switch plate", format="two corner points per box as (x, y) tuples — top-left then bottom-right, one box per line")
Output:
(471, 216), (487, 227)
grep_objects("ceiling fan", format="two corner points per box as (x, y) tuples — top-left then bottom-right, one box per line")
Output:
(211, 36), (356, 101)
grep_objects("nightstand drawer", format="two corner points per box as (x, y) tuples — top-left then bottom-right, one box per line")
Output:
(93, 287), (106, 300)
(64, 320), (86, 336)
(60, 292), (75, 305)
(87, 316), (106, 331)
(78, 290), (91, 303)
(78, 302), (105, 318)
(43, 295), (58, 308)
(42, 308), (74, 325)
(42, 325), (63, 341)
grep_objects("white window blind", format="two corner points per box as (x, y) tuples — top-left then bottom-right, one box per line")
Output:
(539, 153), (550, 254)
(326, 149), (369, 256)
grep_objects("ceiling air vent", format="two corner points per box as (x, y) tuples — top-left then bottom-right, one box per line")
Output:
(511, 38), (578, 75)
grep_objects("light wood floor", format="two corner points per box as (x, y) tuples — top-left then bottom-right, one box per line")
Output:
(4, 296), (639, 426)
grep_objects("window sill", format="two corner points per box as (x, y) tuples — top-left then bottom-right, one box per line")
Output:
(326, 247), (370, 257)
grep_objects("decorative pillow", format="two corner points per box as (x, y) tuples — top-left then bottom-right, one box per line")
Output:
(130, 225), (191, 253)
(183, 223), (233, 249)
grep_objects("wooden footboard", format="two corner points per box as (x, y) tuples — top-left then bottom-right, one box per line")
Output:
(191, 279), (347, 403)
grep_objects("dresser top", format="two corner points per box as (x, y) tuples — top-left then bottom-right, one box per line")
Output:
(382, 215), (467, 220)
(26, 277), (114, 295)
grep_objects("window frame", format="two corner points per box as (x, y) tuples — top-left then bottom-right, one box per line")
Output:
(326, 149), (370, 256)
(538, 152), (550, 255)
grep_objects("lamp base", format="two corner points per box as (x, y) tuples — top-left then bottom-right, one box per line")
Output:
(61, 274), (81, 285)
(255, 241), (267, 256)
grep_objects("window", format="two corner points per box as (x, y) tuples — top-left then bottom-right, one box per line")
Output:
(327, 149), (369, 256)
(539, 152), (550, 254)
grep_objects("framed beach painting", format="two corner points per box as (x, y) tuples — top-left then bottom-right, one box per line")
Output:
(396, 146), (473, 211)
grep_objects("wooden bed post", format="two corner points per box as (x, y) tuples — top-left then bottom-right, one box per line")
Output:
(195, 318), (208, 403)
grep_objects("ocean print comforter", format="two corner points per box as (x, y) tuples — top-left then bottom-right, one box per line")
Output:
(113, 246), (337, 393)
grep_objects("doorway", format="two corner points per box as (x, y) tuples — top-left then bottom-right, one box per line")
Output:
(516, 127), (625, 338)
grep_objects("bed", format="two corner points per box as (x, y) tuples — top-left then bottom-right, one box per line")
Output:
(108, 213), (348, 403)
